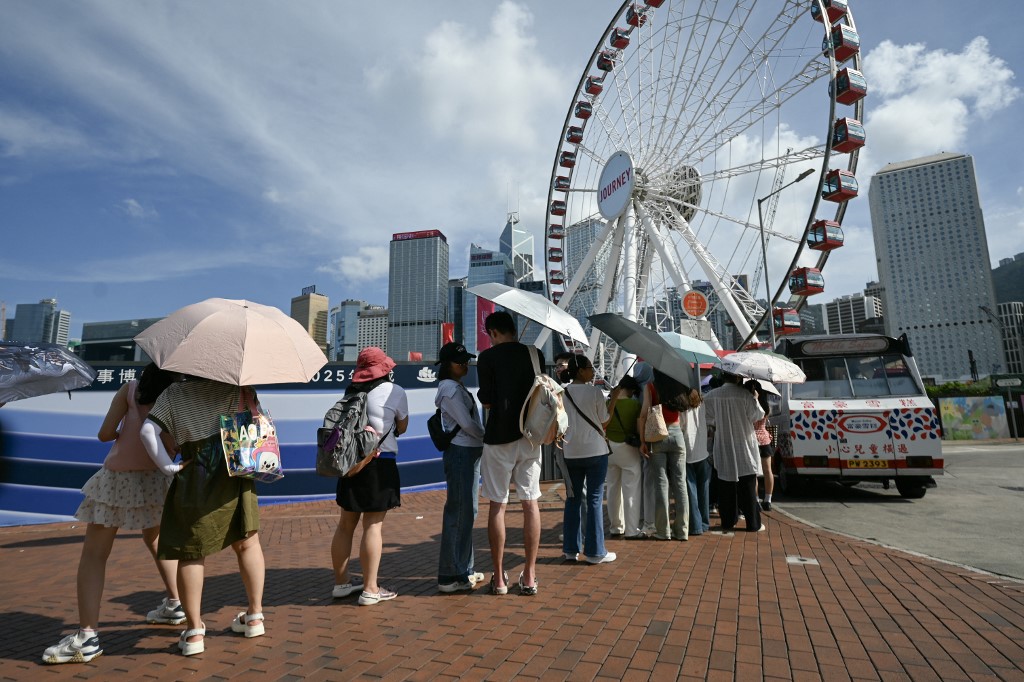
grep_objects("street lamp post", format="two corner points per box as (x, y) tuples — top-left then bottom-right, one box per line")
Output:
(757, 167), (816, 349)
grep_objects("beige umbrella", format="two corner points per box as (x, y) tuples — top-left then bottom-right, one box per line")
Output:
(134, 298), (328, 386)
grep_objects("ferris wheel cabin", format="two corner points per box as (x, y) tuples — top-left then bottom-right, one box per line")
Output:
(832, 117), (866, 153)
(553, 176), (570, 192)
(609, 28), (631, 50)
(789, 267), (825, 297)
(549, 270), (565, 286)
(548, 247), (563, 263)
(832, 68), (868, 105)
(626, 4), (648, 27)
(823, 25), (860, 63)
(565, 126), (584, 144)
(596, 50), (616, 72)
(551, 291), (563, 304)
(644, 0), (665, 7)
(548, 224), (565, 240)
(550, 200), (566, 216)
(585, 76), (604, 96)
(808, 220), (844, 251)
(559, 151), (577, 168)
(809, 0), (848, 24)
(773, 309), (802, 336)
(822, 169), (859, 203)
(574, 101), (593, 120)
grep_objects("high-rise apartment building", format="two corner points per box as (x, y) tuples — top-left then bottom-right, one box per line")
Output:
(870, 152), (1005, 379)
(329, 299), (368, 361)
(358, 306), (389, 354)
(798, 303), (826, 335)
(290, 287), (329, 355)
(447, 278), (467, 345)
(995, 302), (1024, 375)
(463, 244), (514, 354)
(10, 298), (71, 346)
(824, 293), (883, 335)
(499, 212), (535, 284)
(388, 230), (449, 362)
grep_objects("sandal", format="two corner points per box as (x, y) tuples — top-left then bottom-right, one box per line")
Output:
(230, 611), (265, 638)
(489, 570), (509, 595)
(178, 625), (206, 656)
(517, 571), (538, 596)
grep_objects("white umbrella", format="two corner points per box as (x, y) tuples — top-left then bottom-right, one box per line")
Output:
(0, 342), (97, 403)
(134, 298), (328, 386)
(755, 379), (781, 396)
(719, 351), (806, 384)
(468, 283), (589, 347)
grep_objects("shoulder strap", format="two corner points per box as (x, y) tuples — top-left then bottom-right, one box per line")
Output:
(528, 345), (541, 376)
(565, 388), (605, 437)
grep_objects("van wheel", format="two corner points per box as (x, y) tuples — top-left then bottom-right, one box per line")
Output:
(895, 480), (927, 499)
(779, 465), (808, 496)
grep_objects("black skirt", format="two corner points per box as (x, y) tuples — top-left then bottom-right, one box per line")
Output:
(335, 457), (401, 513)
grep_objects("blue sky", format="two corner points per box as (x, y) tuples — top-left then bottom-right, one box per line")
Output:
(1, 1), (1021, 340)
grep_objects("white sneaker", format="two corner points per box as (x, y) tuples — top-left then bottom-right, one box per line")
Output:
(468, 572), (485, 584)
(583, 552), (617, 564)
(564, 552), (579, 561)
(332, 581), (364, 598)
(146, 598), (186, 625)
(438, 580), (474, 593)
(42, 631), (102, 664)
(358, 587), (397, 606)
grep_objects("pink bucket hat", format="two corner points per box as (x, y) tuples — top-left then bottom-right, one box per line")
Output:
(352, 347), (395, 382)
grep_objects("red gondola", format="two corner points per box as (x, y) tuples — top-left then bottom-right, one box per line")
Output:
(550, 200), (566, 216)
(831, 117), (866, 153)
(809, 0), (848, 24)
(609, 28), (630, 50)
(553, 176), (570, 192)
(574, 101), (593, 119)
(773, 308), (802, 336)
(645, 0), (665, 7)
(807, 220), (844, 251)
(596, 50), (616, 72)
(822, 25), (860, 63)
(548, 247), (563, 263)
(551, 291), (563, 304)
(565, 125), (584, 144)
(789, 267), (825, 296)
(832, 68), (867, 105)
(559, 151), (577, 168)
(626, 4), (648, 27)
(821, 169), (859, 203)
(585, 75), (604, 96)
(549, 270), (565, 285)
(548, 224), (565, 240)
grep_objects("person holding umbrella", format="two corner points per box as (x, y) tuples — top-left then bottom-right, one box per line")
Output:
(42, 364), (183, 665)
(330, 347), (408, 606)
(637, 370), (690, 541)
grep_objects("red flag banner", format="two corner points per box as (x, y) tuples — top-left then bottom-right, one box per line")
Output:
(408, 351), (423, 361)
(476, 299), (495, 351)
(442, 322), (454, 344)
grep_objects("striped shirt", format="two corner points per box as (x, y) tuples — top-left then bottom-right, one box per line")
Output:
(148, 379), (249, 447)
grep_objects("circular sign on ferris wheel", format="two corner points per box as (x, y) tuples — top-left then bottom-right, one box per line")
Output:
(682, 290), (709, 318)
(597, 151), (635, 220)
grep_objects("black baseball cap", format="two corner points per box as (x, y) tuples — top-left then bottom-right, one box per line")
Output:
(435, 342), (476, 365)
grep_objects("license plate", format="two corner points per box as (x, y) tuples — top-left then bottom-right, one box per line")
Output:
(846, 459), (889, 469)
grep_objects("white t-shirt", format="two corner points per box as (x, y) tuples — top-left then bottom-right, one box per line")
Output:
(562, 383), (610, 459)
(365, 382), (409, 454)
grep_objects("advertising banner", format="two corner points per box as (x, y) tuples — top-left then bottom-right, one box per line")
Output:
(476, 298), (495, 352)
(938, 396), (1010, 440)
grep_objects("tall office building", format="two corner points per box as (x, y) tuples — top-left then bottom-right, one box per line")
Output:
(798, 303), (827, 335)
(358, 306), (389, 353)
(499, 212), (535, 283)
(388, 230), (449, 362)
(80, 318), (161, 361)
(824, 293), (883, 335)
(463, 244), (514, 354)
(870, 152), (1005, 379)
(290, 287), (330, 355)
(564, 217), (608, 340)
(447, 278), (467, 345)
(10, 299), (71, 346)
(330, 299), (367, 361)
(996, 302), (1024, 375)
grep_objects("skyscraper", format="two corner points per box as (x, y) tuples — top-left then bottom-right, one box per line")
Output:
(823, 293), (883, 335)
(358, 306), (389, 353)
(448, 277), (467, 344)
(10, 298), (71, 346)
(290, 287), (329, 355)
(388, 230), (449, 362)
(331, 299), (367, 361)
(463, 244), (514, 354)
(870, 152), (1005, 379)
(499, 212), (535, 283)
(564, 217), (608, 339)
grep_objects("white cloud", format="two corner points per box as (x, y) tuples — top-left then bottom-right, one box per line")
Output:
(117, 198), (158, 220)
(316, 246), (391, 285)
(0, 109), (95, 158)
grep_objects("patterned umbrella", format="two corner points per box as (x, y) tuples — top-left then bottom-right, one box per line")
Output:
(718, 350), (806, 384)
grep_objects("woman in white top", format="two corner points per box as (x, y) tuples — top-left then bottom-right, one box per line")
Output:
(682, 388), (711, 535)
(560, 355), (615, 564)
(433, 343), (487, 593)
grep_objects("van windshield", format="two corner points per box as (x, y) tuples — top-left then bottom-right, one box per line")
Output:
(791, 354), (921, 399)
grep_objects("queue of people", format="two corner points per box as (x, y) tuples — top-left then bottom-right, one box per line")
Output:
(43, 311), (772, 665)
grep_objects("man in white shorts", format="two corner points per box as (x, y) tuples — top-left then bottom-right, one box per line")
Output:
(476, 311), (544, 596)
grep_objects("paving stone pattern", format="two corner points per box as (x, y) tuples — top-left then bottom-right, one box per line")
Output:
(2, 486), (1023, 681)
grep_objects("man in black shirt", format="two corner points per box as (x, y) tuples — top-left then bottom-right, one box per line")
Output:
(476, 311), (544, 596)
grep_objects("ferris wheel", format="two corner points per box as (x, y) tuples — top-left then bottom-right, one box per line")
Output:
(540, 0), (867, 378)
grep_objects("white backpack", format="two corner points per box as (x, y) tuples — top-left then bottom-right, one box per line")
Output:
(518, 346), (569, 447)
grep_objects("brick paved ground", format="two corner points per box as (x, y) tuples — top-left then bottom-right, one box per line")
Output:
(2, 485), (1023, 681)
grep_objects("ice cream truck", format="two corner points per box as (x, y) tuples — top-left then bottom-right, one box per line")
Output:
(770, 333), (943, 499)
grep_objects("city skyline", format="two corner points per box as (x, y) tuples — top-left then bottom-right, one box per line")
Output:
(1, 2), (1021, 341)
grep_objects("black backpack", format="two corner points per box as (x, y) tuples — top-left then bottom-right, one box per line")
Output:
(653, 369), (691, 412)
(426, 410), (461, 452)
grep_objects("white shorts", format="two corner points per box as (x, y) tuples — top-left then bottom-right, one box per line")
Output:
(480, 438), (542, 503)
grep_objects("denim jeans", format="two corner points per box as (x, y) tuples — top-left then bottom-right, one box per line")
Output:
(563, 454), (609, 559)
(651, 425), (688, 540)
(686, 457), (712, 534)
(437, 443), (483, 583)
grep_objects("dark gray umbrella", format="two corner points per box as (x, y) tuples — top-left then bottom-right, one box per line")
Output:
(588, 313), (701, 388)
(0, 342), (97, 403)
